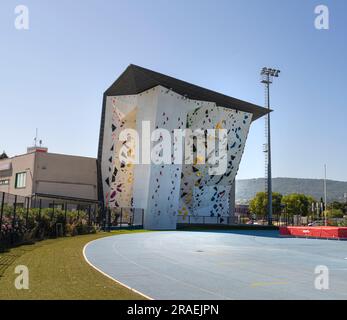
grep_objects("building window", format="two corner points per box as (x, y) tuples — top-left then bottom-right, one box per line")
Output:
(15, 172), (27, 189)
(0, 179), (9, 185)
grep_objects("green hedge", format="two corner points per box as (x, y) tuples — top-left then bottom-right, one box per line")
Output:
(0, 206), (98, 246)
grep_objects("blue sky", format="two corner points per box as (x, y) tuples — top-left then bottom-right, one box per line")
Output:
(0, 0), (346, 181)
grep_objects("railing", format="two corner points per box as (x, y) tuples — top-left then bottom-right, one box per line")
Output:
(177, 213), (327, 227)
(103, 207), (144, 231)
(0, 191), (101, 246)
(177, 215), (235, 225)
(0, 192), (31, 245)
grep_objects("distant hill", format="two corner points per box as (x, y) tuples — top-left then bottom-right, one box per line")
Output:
(236, 178), (347, 204)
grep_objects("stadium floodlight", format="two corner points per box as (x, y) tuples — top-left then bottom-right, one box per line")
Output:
(260, 67), (280, 226)
(261, 67), (281, 81)
(261, 67), (267, 75)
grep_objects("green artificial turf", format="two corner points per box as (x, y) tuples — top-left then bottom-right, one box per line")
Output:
(0, 230), (148, 300)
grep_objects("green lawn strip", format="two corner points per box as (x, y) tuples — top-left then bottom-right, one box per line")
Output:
(0, 230), (149, 300)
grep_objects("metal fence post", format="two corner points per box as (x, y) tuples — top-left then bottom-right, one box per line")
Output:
(131, 208), (134, 228)
(32, 194), (36, 209)
(120, 208), (123, 230)
(88, 205), (91, 226)
(11, 195), (17, 244)
(0, 192), (4, 239)
(13, 195), (17, 229)
(103, 208), (107, 231)
(26, 197), (30, 228)
(141, 209), (144, 228)
(39, 199), (42, 219)
(64, 203), (67, 224)
(52, 200), (55, 220)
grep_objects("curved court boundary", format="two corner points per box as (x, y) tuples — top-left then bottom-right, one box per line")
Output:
(83, 238), (153, 300)
(82, 231), (347, 300)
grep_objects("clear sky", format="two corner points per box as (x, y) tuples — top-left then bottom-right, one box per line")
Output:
(0, 0), (346, 181)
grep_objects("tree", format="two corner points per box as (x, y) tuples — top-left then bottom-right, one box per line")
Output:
(249, 192), (283, 216)
(326, 208), (344, 219)
(329, 201), (345, 212)
(282, 193), (312, 216)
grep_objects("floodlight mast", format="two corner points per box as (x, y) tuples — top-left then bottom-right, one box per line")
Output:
(261, 67), (280, 226)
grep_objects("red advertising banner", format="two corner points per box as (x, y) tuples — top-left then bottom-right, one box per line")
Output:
(279, 226), (347, 240)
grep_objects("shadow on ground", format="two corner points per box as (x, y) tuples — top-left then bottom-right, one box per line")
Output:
(178, 228), (281, 238)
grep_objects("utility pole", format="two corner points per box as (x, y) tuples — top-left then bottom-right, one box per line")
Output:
(261, 67), (280, 226)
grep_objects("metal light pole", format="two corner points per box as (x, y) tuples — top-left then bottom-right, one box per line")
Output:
(261, 67), (280, 225)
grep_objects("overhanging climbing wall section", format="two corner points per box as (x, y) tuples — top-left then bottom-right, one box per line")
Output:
(180, 104), (252, 220)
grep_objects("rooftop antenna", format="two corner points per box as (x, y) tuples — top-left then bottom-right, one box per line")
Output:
(34, 128), (38, 147)
(27, 128), (47, 154)
(260, 67), (280, 226)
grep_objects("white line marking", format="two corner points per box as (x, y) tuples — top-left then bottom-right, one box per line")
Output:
(83, 238), (153, 300)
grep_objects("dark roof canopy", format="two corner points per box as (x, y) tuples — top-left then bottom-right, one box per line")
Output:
(105, 64), (269, 121)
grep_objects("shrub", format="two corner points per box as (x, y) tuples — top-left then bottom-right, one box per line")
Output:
(337, 218), (347, 227)
(0, 206), (97, 246)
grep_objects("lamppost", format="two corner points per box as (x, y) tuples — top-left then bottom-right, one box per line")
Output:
(261, 67), (280, 225)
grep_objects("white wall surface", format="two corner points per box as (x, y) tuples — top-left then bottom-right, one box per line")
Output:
(101, 85), (252, 230)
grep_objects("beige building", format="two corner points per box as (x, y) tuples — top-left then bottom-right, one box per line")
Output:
(0, 147), (98, 207)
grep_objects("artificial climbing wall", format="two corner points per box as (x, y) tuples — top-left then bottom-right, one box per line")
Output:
(100, 85), (252, 229)
(101, 94), (138, 208)
(179, 104), (252, 221)
(134, 86), (197, 229)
